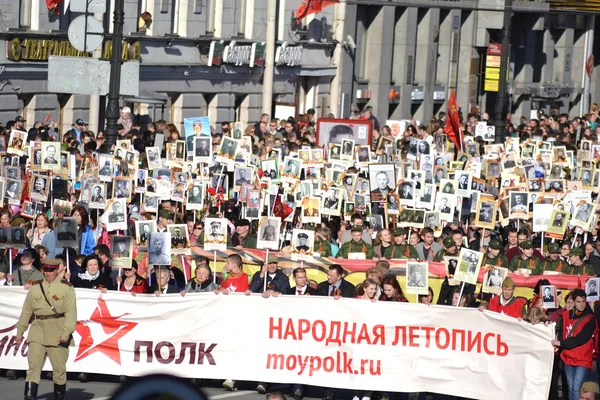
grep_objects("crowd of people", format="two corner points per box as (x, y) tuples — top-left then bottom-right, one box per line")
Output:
(2, 103), (600, 400)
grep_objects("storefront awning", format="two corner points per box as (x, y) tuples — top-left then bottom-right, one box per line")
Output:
(122, 89), (169, 105)
(296, 66), (338, 77)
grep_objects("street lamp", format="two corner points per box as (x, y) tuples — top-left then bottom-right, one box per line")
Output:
(105, 0), (125, 148)
(493, 0), (513, 144)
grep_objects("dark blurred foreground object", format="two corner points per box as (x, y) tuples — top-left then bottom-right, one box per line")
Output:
(110, 374), (209, 400)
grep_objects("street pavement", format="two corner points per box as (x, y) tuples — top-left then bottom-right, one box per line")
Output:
(0, 375), (403, 400)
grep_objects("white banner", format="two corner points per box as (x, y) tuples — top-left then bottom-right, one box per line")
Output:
(0, 287), (553, 399)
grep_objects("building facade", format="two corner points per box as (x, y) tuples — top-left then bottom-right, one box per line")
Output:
(0, 0), (599, 134)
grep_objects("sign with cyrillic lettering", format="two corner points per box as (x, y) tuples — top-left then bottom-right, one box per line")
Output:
(0, 288), (553, 399)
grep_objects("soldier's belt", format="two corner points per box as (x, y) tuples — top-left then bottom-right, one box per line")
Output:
(34, 313), (65, 320)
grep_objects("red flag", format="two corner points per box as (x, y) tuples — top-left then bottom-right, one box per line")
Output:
(43, 113), (52, 124)
(296, 0), (339, 22)
(272, 195), (294, 221)
(444, 90), (462, 151)
(577, 275), (583, 289)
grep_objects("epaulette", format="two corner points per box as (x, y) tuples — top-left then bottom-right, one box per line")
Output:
(31, 280), (43, 285)
(60, 279), (73, 287)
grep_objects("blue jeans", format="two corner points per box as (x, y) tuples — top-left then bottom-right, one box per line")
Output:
(564, 365), (590, 400)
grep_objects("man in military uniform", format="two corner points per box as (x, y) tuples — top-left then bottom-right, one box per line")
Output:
(383, 228), (418, 259)
(207, 221), (225, 241)
(114, 238), (130, 257)
(16, 259), (76, 400)
(482, 239), (509, 269)
(57, 220), (76, 241)
(433, 237), (459, 262)
(337, 225), (374, 259)
(108, 201), (125, 223)
(563, 247), (596, 276)
(508, 240), (539, 274)
(99, 160), (112, 176)
(295, 233), (310, 252)
(235, 169), (251, 186)
(150, 235), (171, 265)
(171, 227), (187, 247)
(533, 243), (567, 275)
(407, 264), (426, 287)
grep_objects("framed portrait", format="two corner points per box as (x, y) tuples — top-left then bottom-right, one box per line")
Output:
(435, 193), (456, 222)
(134, 169), (148, 193)
(328, 143), (342, 161)
(340, 139), (355, 161)
(385, 193), (400, 215)
(256, 216), (281, 250)
(508, 192), (528, 219)
(356, 146), (371, 165)
(113, 177), (133, 202)
(281, 157), (302, 182)
(30, 142), (42, 171)
(260, 158), (279, 183)
(301, 196), (321, 224)
(475, 199), (497, 229)
(110, 236), (134, 269)
(191, 136), (211, 163)
(97, 154), (114, 182)
(321, 187), (343, 216)
(455, 171), (472, 197)
(4, 178), (21, 205)
(316, 118), (373, 147)
(204, 217), (228, 251)
(424, 211), (441, 235)
(454, 248), (483, 285)
(482, 266), (509, 295)
(55, 217), (79, 249)
(546, 209), (570, 239)
(216, 136), (240, 164)
(417, 183), (436, 211)
(106, 198), (128, 232)
(135, 220), (157, 249)
(146, 147), (163, 170)
(30, 174), (49, 203)
(368, 164), (396, 203)
(7, 130), (25, 156)
(0, 135), (6, 155)
(148, 232), (172, 266)
(397, 180), (415, 208)
(168, 224), (191, 255)
(444, 256), (460, 286)
(541, 285), (556, 308)
(586, 278), (600, 302)
(291, 228), (315, 260)
(406, 262), (429, 295)
(40, 141), (60, 171)
(572, 202), (596, 231)
(185, 182), (204, 210)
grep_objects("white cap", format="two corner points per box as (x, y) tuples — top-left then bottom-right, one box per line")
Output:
(122, 107), (131, 114)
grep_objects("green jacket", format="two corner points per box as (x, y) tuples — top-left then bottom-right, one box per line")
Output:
(383, 244), (418, 260)
(338, 240), (374, 260)
(508, 256), (539, 272)
(433, 249), (459, 262)
(483, 254), (509, 269)
(16, 279), (77, 346)
(561, 262), (596, 276)
(314, 239), (332, 258)
(532, 257), (568, 275)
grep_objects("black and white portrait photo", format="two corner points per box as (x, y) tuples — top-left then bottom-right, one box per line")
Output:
(406, 262), (428, 294)
(169, 224), (191, 255)
(135, 220), (156, 247)
(217, 137), (239, 161)
(110, 236), (134, 268)
(483, 267), (508, 295)
(89, 184), (106, 209)
(41, 141), (60, 170)
(4, 179), (20, 201)
(509, 192), (528, 218)
(341, 139), (355, 161)
(386, 194), (399, 214)
(321, 188), (342, 215)
(56, 217), (78, 249)
(573, 203), (595, 230)
(586, 278), (599, 302)
(541, 285), (556, 308)
(106, 198), (127, 231)
(30, 175), (49, 202)
(398, 181), (415, 203)
(282, 157), (302, 180)
(194, 136), (211, 160)
(328, 144), (341, 161)
(357, 146), (370, 163)
(144, 195), (159, 212)
(11, 227), (26, 248)
(256, 216), (282, 250)
(260, 158), (279, 182)
(424, 211), (439, 230)
(291, 229), (315, 260)
(204, 217), (227, 251)
(234, 167), (252, 188)
(368, 164), (395, 202)
(146, 146), (162, 169)
(476, 201), (496, 228)
(148, 232), (172, 265)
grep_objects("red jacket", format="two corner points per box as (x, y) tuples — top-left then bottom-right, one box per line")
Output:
(560, 311), (597, 369)
(487, 295), (527, 319)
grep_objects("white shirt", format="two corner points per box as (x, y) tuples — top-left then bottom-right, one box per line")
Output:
(295, 286), (307, 296)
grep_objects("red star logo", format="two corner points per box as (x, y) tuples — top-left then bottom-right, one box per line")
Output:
(74, 296), (137, 365)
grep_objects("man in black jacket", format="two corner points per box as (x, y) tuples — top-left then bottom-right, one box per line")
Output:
(284, 267), (318, 296)
(316, 264), (356, 298)
(149, 267), (180, 295)
(249, 254), (290, 294)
